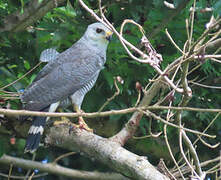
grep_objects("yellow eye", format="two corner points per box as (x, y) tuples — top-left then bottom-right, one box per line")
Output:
(96, 28), (103, 33)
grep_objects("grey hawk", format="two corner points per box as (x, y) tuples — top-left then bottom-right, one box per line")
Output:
(21, 22), (113, 153)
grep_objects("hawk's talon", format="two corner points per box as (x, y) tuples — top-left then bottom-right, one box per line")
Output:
(68, 118), (93, 134)
(73, 104), (93, 132)
(53, 116), (93, 133)
(78, 117), (93, 132)
(53, 117), (71, 126)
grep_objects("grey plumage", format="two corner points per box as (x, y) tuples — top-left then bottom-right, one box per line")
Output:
(21, 22), (112, 152)
(22, 44), (103, 111)
(40, 48), (59, 62)
(39, 48), (99, 109)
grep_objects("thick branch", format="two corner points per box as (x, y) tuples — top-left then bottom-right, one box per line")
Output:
(0, 154), (127, 180)
(110, 78), (162, 144)
(0, 0), (66, 32)
(45, 125), (169, 180)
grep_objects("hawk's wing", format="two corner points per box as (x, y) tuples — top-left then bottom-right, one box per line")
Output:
(33, 49), (71, 84)
(21, 53), (103, 111)
(25, 43), (88, 89)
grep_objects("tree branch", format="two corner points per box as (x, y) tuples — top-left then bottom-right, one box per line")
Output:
(0, 154), (127, 180)
(0, 106), (220, 119)
(0, 0), (66, 32)
(45, 125), (169, 180)
(0, 109), (215, 140)
(173, 156), (220, 178)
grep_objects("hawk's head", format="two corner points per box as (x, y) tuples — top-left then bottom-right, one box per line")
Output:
(84, 22), (113, 48)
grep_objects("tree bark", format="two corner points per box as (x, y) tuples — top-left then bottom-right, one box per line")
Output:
(45, 125), (169, 180)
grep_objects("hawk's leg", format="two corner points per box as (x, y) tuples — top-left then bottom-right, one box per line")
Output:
(53, 108), (71, 126)
(53, 109), (80, 132)
(48, 102), (72, 126)
(73, 104), (93, 132)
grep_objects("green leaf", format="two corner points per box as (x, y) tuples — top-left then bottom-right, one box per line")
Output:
(8, 64), (17, 69)
(20, 0), (24, 13)
(24, 60), (30, 70)
(30, 74), (37, 83)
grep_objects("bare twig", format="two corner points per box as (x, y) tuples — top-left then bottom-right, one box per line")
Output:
(134, 89), (141, 107)
(173, 156), (220, 178)
(120, 19), (145, 36)
(8, 164), (13, 180)
(25, 153), (36, 180)
(179, 129), (199, 178)
(133, 135), (151, 139)
(0, 62), (42, 90)
(142, 110), (215, 138)
(28, 172), (35, 180)
(188, 0), (196, 50)
(0, 172), (48, 179)
(148, 117), (162, 137)
(134, 81), (143, 107)
(210, 58), (221, 63)
(186, 19), (190, 42)
(173, 113), (220, 174)
(53, 152), (77, 164)
(206, 163), (220, 174)
(182, 130), (203, 177)
(133, 116), (162, 139)
(191, 18), (221, 51)
(194, 54), (221, 59)
(200, 28), (221, 53)
(1, 106), (220, 119)
(197, 135), (220, 148)
(193, 113), (220, 145)
(190, 81), (221, 89)
(164, 102), (185, 179)
(165, 29), (185, 55)
(98, 77), (120, 112)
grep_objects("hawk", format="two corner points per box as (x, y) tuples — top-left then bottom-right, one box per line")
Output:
(21, 22), (113, 153)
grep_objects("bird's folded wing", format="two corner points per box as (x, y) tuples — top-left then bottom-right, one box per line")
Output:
(21, 55), (102, 111)
(27, 44), (88, 88)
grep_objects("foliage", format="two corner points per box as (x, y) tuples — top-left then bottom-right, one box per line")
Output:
(0, 0), (220, 179)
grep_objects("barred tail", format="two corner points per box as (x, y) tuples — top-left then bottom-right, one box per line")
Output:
(24, 116), (46, 153)
(24, 106), (49, 153)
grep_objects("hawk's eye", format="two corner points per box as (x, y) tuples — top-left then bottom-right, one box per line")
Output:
(96, 28), (103, 33)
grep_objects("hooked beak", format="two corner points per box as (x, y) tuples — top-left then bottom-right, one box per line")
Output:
(105, 31), (113, 42)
